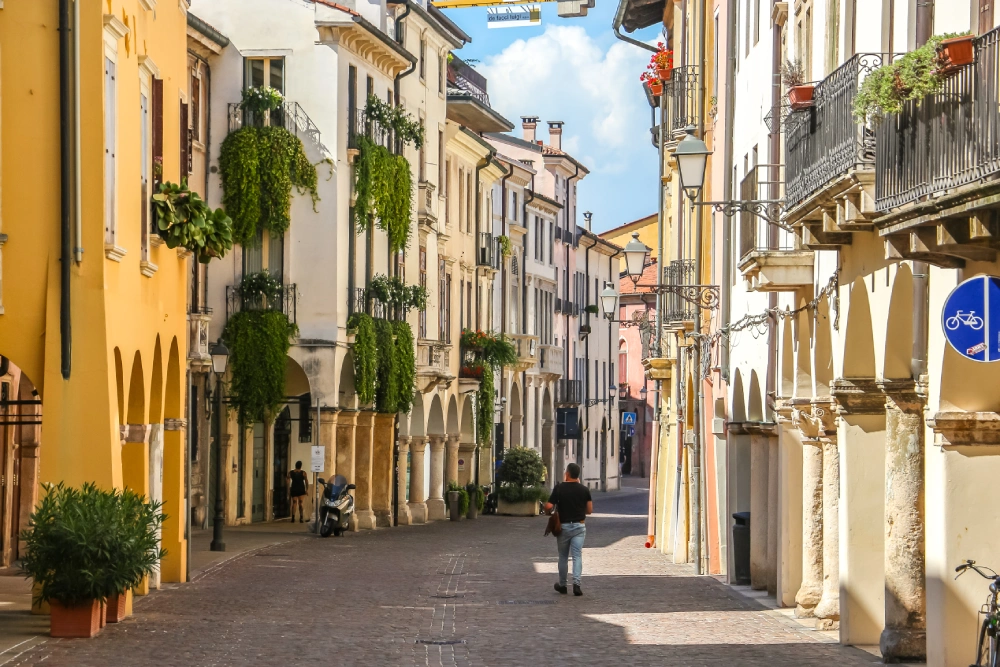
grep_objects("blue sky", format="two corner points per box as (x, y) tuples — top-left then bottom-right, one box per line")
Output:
(442, 2), (664, 234)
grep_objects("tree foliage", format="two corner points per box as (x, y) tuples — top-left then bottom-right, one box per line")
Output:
(223, 309), (298, 424)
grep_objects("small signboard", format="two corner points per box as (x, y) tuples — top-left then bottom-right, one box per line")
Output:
(458, 458), (466, 471)
(556, 407), (580, 440)
(310, 446), (325, 473)
(942, 275), (1000, 363)
(622, 412), (637, 426)
(487, 4), (541, 28)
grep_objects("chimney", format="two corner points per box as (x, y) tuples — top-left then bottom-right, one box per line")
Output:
(521, 116), (539, 143)
(547, 121), (564, 150)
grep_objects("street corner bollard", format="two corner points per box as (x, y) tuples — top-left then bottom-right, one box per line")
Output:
(448, 491), (461, 521)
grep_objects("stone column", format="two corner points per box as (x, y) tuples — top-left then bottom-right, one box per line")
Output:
(427, 436), (446, 520)
(319, 410), (339, 478)
(767, 435), (779, 597)
(813, 438), (840, 629)
(408, 438), (428, 524)
(879, 382), (926, 660)
(353, 412), (377, 530)
(336, 411), (357, 486)
(372, 413), (396, 528)
(795, 440), (824, 618)
(161, 418), (187, 584)
(458, 442), (476, 487)
(396, 437), (412, 525)
(446, 435), (460, 487)
(749, 432), (770, 590)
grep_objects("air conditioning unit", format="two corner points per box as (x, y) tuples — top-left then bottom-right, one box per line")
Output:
(712, 417), (726, 435)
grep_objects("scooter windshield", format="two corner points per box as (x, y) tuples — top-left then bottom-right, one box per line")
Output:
(327, 474), (349, 498)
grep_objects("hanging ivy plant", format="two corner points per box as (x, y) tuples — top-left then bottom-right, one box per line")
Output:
(366, 274), (429, 314)
(498, 235), (513, 258)
(354, 136), (412, 253)
(223, 310), (298, 424)
(348, 312), (377, 406)
(219, 125), (321, 246)
(152, 180), (234, 263)
(477, 364), (494, 446)
(395, 321), (416, 415)
(364, 94), (425, 149)
(373, 319), (400, 414)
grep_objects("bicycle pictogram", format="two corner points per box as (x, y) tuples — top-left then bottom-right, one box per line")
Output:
(945, 310), (985, 331)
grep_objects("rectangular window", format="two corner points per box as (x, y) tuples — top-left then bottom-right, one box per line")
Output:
(419, 247), (428, 338)
(191, 72), (202, 143)
(180, 100), (190, 177)
(419, 36), (426, 80)
(467, 282), (473, 330)
(458, 167), (465, 231)
(467, 173), (473, 233)
(245, 57), (284, 126)
(419, 117), (426, 181)
(439, 54), (446, 93)
(459, 278), (465, 330)
(444, 158), (451, 227)
(446, 273), (452, 343)
(104, 55), (118, 250)
(439, 259), (447, 340)
(438, 129), (445, 190)
(140, 88), (150, 263)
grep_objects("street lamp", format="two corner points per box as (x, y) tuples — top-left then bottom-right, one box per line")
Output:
(609, 383), (617, 400)
(623, 233), (650, 284)
(600, 283), (619, 320)
(673, 126), (711, 201)
(639, 386), (648, 401)
(209, 338), (229, 553)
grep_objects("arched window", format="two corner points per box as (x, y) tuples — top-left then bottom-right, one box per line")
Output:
(618, 339), (628, 388)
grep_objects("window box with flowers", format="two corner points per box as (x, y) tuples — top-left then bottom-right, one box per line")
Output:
(651, 43), (673, 81)
(641, 71), (663, 97)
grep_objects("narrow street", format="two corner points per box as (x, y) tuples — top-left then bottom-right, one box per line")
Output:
(8, 485), (878, 667)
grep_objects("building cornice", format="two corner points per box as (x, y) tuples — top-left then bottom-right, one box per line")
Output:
(315, 10), (415, 79)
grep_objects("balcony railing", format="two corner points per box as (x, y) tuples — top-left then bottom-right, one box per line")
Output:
(449, 56), (490, 106)
(785, 53), (898, 210)
(669, 66), (699, 133)
(226, 283), (297, 324)
(875, 29), (1000, 211)
(417, 340), (450, 375)
(556, 378), (583, 405)
(509, 333), (539, 370)
(539, 345), (565, 376)
(351, 286), (410, 321)
(739, 164), (790, 260)
(661, 259), (696, 324)
(478, 232), (494, 267)
(347, 107), (398, 154)
(228, 101), (323, 149)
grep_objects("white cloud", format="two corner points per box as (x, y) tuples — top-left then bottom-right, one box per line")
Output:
(479, 26), (659, 229)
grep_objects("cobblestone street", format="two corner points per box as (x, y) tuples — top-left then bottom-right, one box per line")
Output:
(6, 485), (879, 666)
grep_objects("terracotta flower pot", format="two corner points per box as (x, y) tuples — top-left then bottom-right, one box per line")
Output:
(105, 591), (131, 624)
(788, 84), (815, 111)
(49, 599), (102, 638)
(649, 81), (664, 97)
(657, 67), (671, 81)
(939, 35), (975, 74)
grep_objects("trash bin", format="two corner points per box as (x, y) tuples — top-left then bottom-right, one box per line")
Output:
(732, 512), (751, 585)
(448, 491), (461, 521)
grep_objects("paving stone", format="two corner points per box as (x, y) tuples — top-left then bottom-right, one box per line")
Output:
(9, 487), (879, 666)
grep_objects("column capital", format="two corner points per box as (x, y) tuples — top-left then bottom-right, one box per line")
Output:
(877, 378), (927, 412)
(397, 435), (412, 448)
(410, 437), (428, 452)
(446, 434), (461, 445)
(356, 410), (377, 427)
(831, 378), (886, 415)
(790, 398), (836, 438)
(338, 410), (359, 427)
(428, 435), (446, 450)
(164, 418), (187, 431)
(319, 409), (340, 425)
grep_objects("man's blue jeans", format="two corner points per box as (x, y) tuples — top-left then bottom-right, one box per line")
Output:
(557, 522), (587, 586)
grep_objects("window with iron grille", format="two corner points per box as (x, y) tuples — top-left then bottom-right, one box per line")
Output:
(419, 247), (427, 338)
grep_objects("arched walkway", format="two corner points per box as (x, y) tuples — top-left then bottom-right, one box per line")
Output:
(0, 356), (41, 567)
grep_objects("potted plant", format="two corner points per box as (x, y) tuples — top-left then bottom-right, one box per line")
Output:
(938, 33), (975, 74)
(447, 482), (469, 521)
(650, 42), (673, 80)
(20, 483), (165, 638)
(496, 447), (549, 516)
(781, 59), (813, 110)
(152, 180), (234, 263)
(579, 324), (592, 335)
(240, 86), (284, 126)
(466, 483), (485, 519)
(584, 304), (600, 315)
(641, 71), (663, 97)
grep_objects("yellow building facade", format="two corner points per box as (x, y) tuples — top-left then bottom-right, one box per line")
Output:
(0, 0), (191, 581)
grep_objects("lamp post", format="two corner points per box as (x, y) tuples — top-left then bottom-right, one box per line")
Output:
(209, 338), (229, 553)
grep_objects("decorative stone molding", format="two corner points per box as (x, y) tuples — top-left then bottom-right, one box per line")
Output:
(164, 418), (187, 431)
(727, 421), (750, 435)
(831, 378), (885, 415)
(744, 421), (778, 436)
(103, 14), (130, 41)
(105, 244), (128, 262)
(140, 260), (158, 278)
(791, 397), (835, 437)
(927, 411), (1000, 447)
(877, 378), (927, 413)
(125, 424), (151, 444)
(138, 54), (160, 79)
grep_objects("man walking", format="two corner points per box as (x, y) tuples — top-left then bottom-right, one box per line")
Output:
(545, 463), (592, 596)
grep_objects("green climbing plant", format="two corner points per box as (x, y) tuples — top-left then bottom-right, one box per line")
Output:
(374, 318), (400, 414)
(219, 125), (321, 245)
(348, 312), (377, 406)
(477, 364), (494, 446)
(395, 321), (416, 415)
(354, 136), (412, 253)
(364, 94), (425, 149)
(447, 481), (470, 516)
(223, 309), (298, 424)
(498, 235), (513, 258)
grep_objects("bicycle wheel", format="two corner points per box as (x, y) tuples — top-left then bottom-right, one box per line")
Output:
(976, 618), (990, 667)
(946, 316), (961, 330)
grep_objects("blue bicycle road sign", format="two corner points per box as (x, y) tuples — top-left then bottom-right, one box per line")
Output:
(622, 412), (637, 426)
(941, 275), (1000, 363)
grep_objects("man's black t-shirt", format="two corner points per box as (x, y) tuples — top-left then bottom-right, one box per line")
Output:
(548, 482), (592, 524)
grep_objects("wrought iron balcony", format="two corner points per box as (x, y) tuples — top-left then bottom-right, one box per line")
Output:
(668, 66), (699, 134)
(226, 283), (297, 324)
(661, 259), (696, 324)
(478, 232), (494, 267)
(350, 286), (410, 321)
(875, 30), (999, 212)
(556, 378), (583, 405)
(784, 53), (900, 211)
(347, 107), (398, 155)
(448, 56), (490, 106)
(227, 101), (323, 149)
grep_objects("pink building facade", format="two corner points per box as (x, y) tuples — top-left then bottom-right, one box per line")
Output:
(616, 261), (658, 478)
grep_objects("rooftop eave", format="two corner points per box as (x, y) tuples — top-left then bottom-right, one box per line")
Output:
(315, 17), (415, 79)
(446, 95), (515, 133)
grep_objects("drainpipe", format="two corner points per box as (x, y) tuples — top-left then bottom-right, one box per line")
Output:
(59, 0), (73, 379)
(611, 0), (658, 53)
(73, 0), (83, 264)
(911, 3), (932, 379)
(392, 2), (414, 102)
(721, 0), (737, 382)
(499, 168), (511, 446)
(521, 176), (536, 451)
